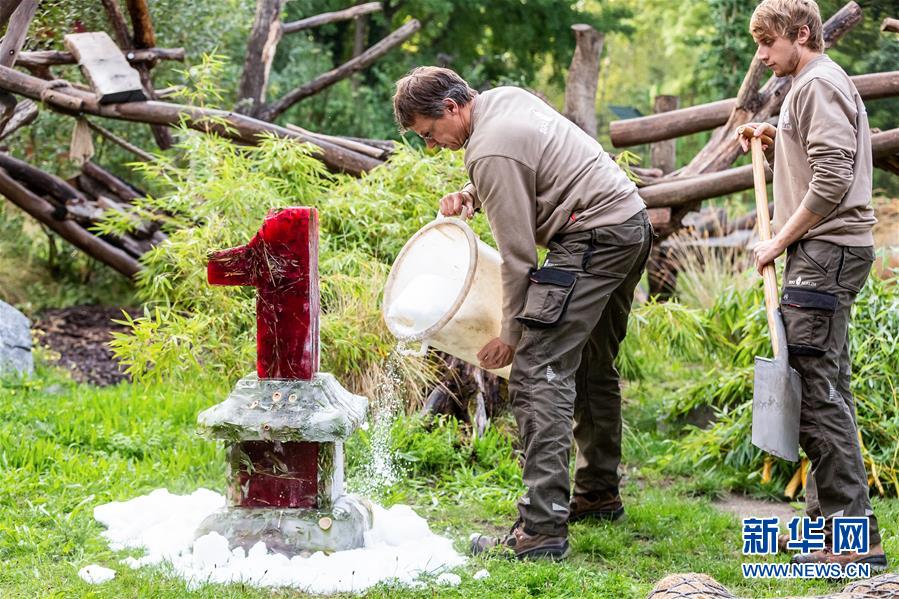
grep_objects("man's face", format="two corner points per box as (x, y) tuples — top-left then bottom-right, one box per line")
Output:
(409, 99), (467, 150)
(753, 28), (807, 77)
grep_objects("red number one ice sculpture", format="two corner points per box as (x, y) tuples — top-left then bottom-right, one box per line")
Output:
(196, 207), (371, 555)
(207, 207), (320, 380)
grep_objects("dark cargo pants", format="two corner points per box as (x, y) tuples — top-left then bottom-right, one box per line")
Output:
(509, 210), (652, 537)
(780, 239), (881, 546)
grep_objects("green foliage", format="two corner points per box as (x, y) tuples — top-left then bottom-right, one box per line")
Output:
(624, 272), (899, 497)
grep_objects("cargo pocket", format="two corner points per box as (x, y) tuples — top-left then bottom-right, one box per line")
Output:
(515, 267), (577, 328)
(780, 287), (837, 357)
(837, 246), (875, 293)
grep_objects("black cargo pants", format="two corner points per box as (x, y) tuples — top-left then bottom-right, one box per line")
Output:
(509, 209), (652, 537)
(781, 239), (881, 546)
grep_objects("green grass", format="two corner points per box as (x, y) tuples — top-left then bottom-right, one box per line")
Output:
(0, 364), (895, 598)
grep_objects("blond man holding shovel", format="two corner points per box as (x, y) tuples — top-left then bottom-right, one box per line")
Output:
(737, 0), (886, 570)
(393, 67), (652, 559)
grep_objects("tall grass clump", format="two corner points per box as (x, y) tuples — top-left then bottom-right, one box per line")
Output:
(101, 130), (494, 404)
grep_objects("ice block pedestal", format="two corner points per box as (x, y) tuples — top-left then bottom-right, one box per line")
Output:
(195, 207), (371, 554)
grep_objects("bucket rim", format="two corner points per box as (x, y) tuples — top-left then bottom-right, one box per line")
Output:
(381, 217), (479, 343)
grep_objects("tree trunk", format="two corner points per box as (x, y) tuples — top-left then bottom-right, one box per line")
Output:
(281, 2), (382, 34)
(0, 65), (383, 175)
(124, 0), (157, 48)
(563, 24), (604, 138)
(0, 98), (36, 139)
(17, 47), (184, 69)
(260, 19), (420, 121)
(235, 0), (283, 117)
(650, 95), (678, 174)
(0, 0), (23, 30)
(82, 160), (142, 201)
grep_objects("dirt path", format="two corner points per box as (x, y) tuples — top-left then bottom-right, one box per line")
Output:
(712, 492), (800, 524)
(33, 305), (136, 386)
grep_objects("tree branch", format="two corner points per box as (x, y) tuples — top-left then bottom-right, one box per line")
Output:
(282, 2), (382, 34)
(261, 19), (419, 121)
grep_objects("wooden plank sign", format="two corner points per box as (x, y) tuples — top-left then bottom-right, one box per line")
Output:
(63, 32), (146, 104)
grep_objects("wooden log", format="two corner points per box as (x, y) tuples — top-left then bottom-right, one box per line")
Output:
(99, 0), (133, 49)
(82, 160), (142, 201)
(0, 0), (36, 130)
(0, 0), (24, 30)
(64, 32), (146, 104)
(678, 1), (863, 177)
(261, 19), (420, 121)
(286, 124), (386, 158)
(0, 167), (141, 276)
(0, 98), (36, 140)
(640, 128), (899, 208)
(563, 24), (604, 138)
(17, 47), (185, 69)
(125, 0), (156, 49)
(650, 95), (678, 174)
(0, 65), (382, 175)
(235, 0), (284, 117)
(883, 17), (899, 33)
(342, 135), (396, 153)
(0, 152), (88, 204)
(282, 2), (382, 34)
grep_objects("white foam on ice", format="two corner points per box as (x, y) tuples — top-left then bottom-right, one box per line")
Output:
(385, 273), (461, 337)
(78, 564), (115, 584)
(93, 489), (465, 593)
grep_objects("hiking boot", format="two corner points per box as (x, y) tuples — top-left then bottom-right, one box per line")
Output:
(778, 533), (792, 553)
(469, 520), (570, 560)
(569, 491), (625, 523)
(790, 544), (888, 573)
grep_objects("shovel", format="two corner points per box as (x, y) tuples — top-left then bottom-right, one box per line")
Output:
(745, 132), (802, 462)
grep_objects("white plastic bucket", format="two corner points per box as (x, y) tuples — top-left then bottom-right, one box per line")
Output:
(383, 218), (510, 379)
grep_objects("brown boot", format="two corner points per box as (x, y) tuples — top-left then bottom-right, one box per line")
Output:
(569, 491), (625, 523)
(790, 544), (888, 572)
(469, 520), (570, 560)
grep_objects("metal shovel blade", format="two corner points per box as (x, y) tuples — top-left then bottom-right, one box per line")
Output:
(752, 355), (802, 461)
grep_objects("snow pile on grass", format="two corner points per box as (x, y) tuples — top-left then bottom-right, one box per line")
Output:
(93, 489), (465, 593)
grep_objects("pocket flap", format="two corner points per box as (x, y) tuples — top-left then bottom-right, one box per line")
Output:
(781, 287), (837, 312)
(529, 267), (577, 287)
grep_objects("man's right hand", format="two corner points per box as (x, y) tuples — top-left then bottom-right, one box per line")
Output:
(439, 190), (475, 219)
(735, 122), (776, 153)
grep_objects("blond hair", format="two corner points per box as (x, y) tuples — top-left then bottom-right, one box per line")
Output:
(750, 0), (824, 51)
(392, 66), (475, 131)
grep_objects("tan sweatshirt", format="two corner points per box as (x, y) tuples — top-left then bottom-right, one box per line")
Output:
(461, 87), (644, 346)
(770, 54), (876, 246)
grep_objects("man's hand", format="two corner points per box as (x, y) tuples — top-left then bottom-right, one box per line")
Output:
(439, 190), (475, 219)
(752, 237), (786, 275)
(736, 122), (776, 153)
(477, 337), (514, 370)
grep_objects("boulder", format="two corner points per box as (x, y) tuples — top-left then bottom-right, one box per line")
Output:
(0, 300), (33, 376)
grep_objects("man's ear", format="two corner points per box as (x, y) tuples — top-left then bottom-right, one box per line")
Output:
(443, 98), (459, 114)
(795, 24), (810, 46)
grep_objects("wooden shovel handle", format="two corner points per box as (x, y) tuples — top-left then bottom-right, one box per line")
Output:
(739, 125), (774, 149)
(750, 136), (781, 357)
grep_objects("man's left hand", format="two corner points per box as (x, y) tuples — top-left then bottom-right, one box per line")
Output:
(753, 237), (786, 274)
(477, 337), (514, 370)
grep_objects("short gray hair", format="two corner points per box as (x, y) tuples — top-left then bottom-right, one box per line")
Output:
(393, 66), (475, 131)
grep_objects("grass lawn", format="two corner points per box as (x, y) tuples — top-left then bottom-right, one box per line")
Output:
(1, 365), (895, 598)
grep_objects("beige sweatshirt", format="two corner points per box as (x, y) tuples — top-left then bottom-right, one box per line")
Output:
(770, 54), (876, 246)
(461, 87), (644, 346)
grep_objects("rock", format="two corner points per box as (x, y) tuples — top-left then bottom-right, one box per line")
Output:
(0, 300), (33, 376)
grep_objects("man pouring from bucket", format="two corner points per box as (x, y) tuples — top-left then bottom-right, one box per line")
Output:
(736, 0), (886, 570)
(393, 67), (652, 559)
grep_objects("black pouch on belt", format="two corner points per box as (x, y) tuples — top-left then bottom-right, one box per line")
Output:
(515, 267), (577, 328)
(780, 287), (838, 357)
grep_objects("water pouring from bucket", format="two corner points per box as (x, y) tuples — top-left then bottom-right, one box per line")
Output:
(382, 217), (511, 379)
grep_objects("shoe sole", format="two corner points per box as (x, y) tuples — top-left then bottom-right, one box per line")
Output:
(516, 543), (571, 561)
(569, 506), (625, 523)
